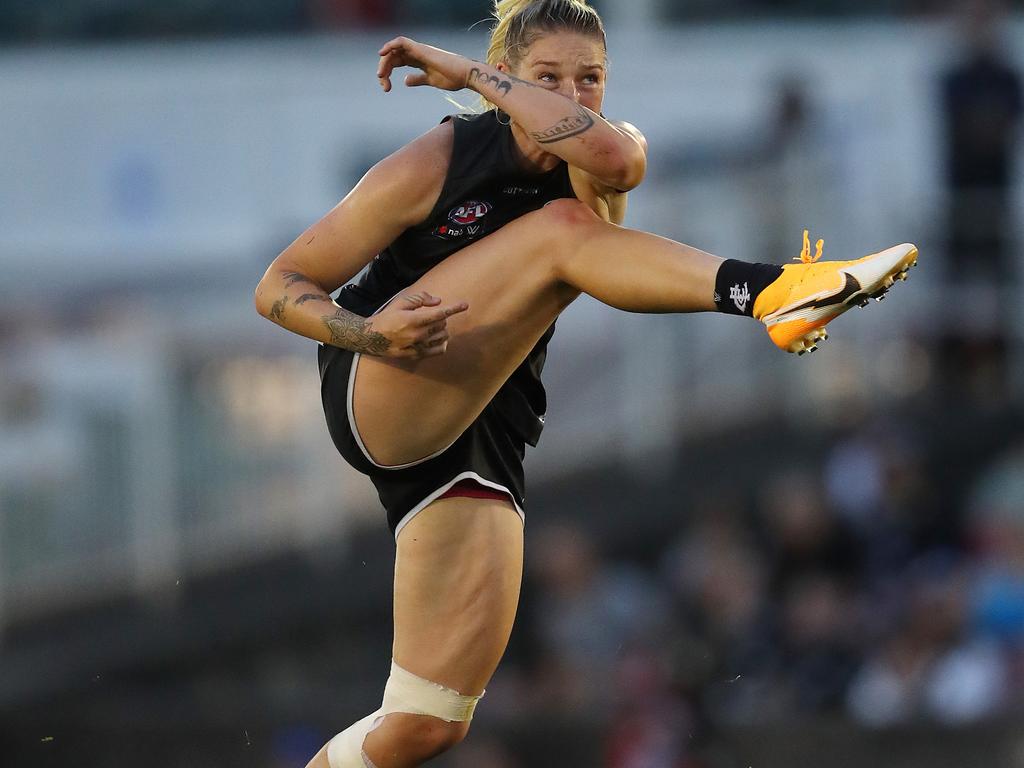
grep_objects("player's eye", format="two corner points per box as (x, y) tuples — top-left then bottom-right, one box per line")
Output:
(538, 72), (557, 83)
(581, 74), (600, 85)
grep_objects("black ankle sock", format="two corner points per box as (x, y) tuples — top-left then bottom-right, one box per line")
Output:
(713, 260), (784, 317)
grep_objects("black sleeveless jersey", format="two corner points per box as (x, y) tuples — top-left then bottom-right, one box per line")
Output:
(335, 111), (578, 447)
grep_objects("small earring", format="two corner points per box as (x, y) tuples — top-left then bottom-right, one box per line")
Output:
(495, 110), (512, 126)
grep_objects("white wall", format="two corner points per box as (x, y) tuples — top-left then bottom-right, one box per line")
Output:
(2, 20), (1003, 291)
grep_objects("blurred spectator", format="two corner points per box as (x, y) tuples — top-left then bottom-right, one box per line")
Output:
(756, 469), (860, 593)
(967, 442), (1024, 702)
(447, 735), (523, 768)
(526, 519), (672, 716)
(846, 557), (1009, 726)
(605, 646), (698, 768)
(660, 495), (775, 724)
(661, 495), (766, 642)
(774, 573), (860, 713)
(656, 76), (835, 264)
(755, 77), (840, 264)
(937, 0), (1021, 400)
(941, 0), (1021, 282)
(824, 418), (937, 581)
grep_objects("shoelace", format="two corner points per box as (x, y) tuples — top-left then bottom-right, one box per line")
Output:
(796, 229), (824, 263)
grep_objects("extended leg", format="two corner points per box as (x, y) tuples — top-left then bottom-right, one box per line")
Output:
(353, 201), (917, 465)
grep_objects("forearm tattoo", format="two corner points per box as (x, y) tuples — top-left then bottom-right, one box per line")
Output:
(467, 66), (595, 144)
(269, 296), (288, 323)
(282, 271), (320, 289)
(266, 268), (332, 329)
(530, 106), (595, 144)
(321, 309), (391, 355)
(295, 293), (331, 306)
(468, 66), (514, 97)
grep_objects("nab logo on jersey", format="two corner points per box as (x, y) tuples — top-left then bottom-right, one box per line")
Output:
(448, 201), (492, 226)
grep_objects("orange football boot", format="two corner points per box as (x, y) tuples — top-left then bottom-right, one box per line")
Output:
(753, 230), (918, 354)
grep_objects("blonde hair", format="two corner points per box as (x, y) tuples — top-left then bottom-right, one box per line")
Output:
(479, 0), (606, 110)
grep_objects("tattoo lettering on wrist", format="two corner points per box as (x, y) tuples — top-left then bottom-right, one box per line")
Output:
(282, 271), (320, 289)
(322, 309), (391, 355)
(530, 106), (595, 144)
(468, 67), (514, 97)
(269, 296), (288, 323)
(295, 293), (331, 306)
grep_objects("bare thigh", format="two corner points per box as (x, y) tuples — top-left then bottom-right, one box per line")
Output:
(352, 205), (580, 467)
(351, 198), (723, 466)
(362, 495), (524, 763)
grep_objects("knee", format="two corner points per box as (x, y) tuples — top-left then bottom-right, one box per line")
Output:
(538, 198), (601, 236)
(527, 198), (602, 276)
(417, 716), (471, 755)
(384, 714), (470, 762)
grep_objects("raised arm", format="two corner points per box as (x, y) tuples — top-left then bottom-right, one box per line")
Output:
(376, 37), (646, 192)
(254, 122), (467, 358)
(468, 63), (646, 191)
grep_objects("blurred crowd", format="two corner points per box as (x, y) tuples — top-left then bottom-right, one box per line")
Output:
(448, 399), (1024, 767)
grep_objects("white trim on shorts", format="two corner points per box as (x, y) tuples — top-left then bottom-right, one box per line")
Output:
(346, 350), (459, 470)
(393, 471), (526, 540)
(345, 290), (460, 471)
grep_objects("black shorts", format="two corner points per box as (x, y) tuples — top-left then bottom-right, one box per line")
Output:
(317, 343), (527, 536)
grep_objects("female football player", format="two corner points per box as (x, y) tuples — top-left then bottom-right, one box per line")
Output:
(255, 2), (916, 765)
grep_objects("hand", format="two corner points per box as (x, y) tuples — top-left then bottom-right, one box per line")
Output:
(377, 37), (471, 93)
(367, 291), (469, 359)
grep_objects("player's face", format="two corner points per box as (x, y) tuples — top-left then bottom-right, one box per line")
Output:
(510, 31), (607, 114)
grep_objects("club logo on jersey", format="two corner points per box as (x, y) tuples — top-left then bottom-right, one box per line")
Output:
(448, 200), (492, 226)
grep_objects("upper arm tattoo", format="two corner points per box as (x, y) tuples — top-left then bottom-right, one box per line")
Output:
(530, 106), (596, 144)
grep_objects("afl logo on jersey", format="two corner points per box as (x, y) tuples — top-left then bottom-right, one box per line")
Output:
(448, 200), (492, 226)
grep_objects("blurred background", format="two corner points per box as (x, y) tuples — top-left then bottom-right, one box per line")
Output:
(2, 0), (1024, 766)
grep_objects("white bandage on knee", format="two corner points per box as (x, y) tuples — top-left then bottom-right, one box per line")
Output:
(326, 660), (484, 768)
(381, 660), (483, 721)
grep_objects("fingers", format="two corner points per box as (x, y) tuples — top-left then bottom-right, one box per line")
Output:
(390, 321), (453, 359)
(377, 36), (408, 57)
(377, 53), (395, 92)
(379, 290), (467, 358)
(401, 291), (441, 308)
(412, 301), (469, 326)
(417, 342), (449, 357)
(392, 336), (449, 359)
(421, 328), (451, 347)
(397, 292), (467, 323)
(414, 335), (450, 357)
(377, 37), (415, 92)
